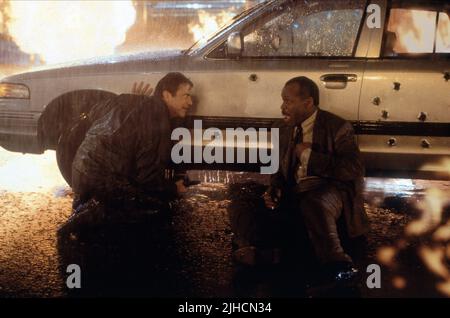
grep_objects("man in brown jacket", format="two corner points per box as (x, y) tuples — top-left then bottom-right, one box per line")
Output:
(263, 76), (369, 281)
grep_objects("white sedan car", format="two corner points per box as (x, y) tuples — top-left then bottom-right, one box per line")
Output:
(0, 0), (449, 183)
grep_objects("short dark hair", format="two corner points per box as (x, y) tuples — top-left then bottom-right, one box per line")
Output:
(154, 72), (193, 99)
(285, 76), (319, 107)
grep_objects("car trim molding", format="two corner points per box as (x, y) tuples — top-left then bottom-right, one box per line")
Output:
(185, 116), (450, 137)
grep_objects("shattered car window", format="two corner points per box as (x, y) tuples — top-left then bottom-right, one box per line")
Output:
(242, 0), (364, 57)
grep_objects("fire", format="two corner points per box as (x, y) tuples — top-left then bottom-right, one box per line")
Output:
(6, 1), (136, 64)
(433, 220), (450, 242)
(421, 158), (450, 180)
(388, 9), (435, 53)
(376, 246), (397, 267)
(0, 149), (67, 193)
(374, 159), (450, 297)
(418, 246), (450, 297)
(392, 276), (407, 289)
(0, 5), (6, 34)
(437, 12), (450, 52)
(388, 9), (450, 53)
(418, 246), (449, 280)
(405, 188), (448, 236)
(188, 10), (236, 44)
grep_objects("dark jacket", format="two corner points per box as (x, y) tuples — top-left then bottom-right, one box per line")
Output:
(71, 94), (176, 202)
(271, 109), (369, 238)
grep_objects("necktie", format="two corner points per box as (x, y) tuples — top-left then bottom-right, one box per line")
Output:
(288, 126), (302, 185)
(294, 125), (303, 144)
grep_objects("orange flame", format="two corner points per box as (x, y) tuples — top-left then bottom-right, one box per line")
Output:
(388, 9), (450, 53)
(437, 12), (450, 52)
(392, 276), (407, 289)
(0, 7), (6, 34)
(0, 149), (67, 193)
(375, 159), (450, 297)
(376, 246), (397, 267)
(418, 246), (450, 280)
(6, 1), (136, 64)
(405, 187), (448, 236)
(188, 10), (236, 45)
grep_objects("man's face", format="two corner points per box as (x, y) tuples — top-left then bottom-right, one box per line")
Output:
(163, 83), (193, 118)
(280, 83), (313, 126)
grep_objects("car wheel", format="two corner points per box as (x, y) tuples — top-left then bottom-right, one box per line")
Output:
(56, 118), (91, 186)
(56, 130), (76, 186)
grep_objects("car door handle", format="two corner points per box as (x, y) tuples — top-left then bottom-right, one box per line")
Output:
(320, 74), (357, 82)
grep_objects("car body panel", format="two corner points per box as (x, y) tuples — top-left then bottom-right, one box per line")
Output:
(0, 0), (448, 178)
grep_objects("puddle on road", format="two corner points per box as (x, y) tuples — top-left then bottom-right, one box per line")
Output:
(1, 149), (449, 297)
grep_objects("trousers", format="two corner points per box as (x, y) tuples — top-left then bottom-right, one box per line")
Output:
(229, 183), (352, 265)
(294, 183), (352, 264)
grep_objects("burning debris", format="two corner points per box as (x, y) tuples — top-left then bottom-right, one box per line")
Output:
(375, 159), (450, 297)
(0, 1), (249, 70)
(0, 0), (449, 298)
(188, 10), (236, 44)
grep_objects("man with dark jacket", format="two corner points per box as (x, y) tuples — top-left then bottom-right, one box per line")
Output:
(58, 73), (194, 295)
(71, 72), (193, 211)
(261, 76), (369, 281)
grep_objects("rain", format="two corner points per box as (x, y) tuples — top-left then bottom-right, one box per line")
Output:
(0, 0), (449, 299)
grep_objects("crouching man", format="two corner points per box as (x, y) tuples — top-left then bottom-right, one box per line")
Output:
(67, 72), (194, 228)
(261, 76), (369, 283)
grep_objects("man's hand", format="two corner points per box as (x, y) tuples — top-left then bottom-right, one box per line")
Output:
(263, 188), (281, 210)
(131, 81), (153, 96)
(295, 142), (312, 159)
(175, 179), (188, 195)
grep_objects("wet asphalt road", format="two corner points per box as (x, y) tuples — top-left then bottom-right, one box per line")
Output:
(0, 149), (449, 298)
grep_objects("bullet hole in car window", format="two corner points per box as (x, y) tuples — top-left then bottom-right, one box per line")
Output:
(242, 0), (365, 57)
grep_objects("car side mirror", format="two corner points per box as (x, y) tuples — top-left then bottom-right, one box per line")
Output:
(226, 32), (243, 58)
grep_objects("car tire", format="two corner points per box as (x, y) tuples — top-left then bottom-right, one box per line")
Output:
(56, 118), (91, 186)
(56, 129), (76, 186)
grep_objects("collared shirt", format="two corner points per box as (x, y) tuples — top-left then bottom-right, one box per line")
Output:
(294, 110), (318, 183)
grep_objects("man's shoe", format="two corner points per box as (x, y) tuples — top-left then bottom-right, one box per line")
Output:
(305, 261), (360, 297)
(324, 261), (359, 284)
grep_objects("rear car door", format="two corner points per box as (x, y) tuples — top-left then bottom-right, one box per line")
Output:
(358, 0), (450, 178)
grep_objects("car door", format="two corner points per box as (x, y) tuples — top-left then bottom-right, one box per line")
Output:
(189, 0), (368, 171)
(358, 1), (450, 178)
(203, 0), (368, 121)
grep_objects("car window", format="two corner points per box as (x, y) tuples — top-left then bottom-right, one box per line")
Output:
(383, 8), (450, 56)
(436, 12), (450, 53)
(241, 0), (365, 57)
(186, 1), (269, 55)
